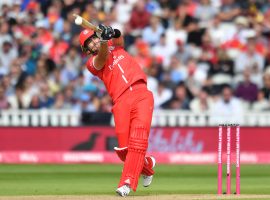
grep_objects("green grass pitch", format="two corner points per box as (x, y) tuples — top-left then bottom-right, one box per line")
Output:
(0, 164), (270, 196)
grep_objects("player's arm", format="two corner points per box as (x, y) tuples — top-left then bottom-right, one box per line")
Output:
(94, 24), (114, 70)
(93, 41), (109, 70)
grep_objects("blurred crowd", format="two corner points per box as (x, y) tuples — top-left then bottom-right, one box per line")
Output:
(1, 0), (270, 115)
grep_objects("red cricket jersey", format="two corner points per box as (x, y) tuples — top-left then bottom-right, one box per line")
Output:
(86, 40), (147, 103)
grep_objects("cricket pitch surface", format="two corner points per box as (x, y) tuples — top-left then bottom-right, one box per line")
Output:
(1, 195), (270, 200)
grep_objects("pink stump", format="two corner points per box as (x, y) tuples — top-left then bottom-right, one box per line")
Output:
(226, 126), (231, 194)
(218, 125), (223, 194)
(236, 125), (241, 194)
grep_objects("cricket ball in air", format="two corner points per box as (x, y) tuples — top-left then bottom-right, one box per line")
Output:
(75, 16), (83, 25)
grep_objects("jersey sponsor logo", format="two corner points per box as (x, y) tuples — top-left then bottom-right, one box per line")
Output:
(108, 55), (125, 70)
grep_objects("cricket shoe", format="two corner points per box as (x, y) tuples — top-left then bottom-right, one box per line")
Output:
(142, 156), (156, 187)
(116, 184), (131, 197)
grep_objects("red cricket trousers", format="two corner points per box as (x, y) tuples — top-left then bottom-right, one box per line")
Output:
(112, 81), (154, 148)
(112, 80), (154, 190)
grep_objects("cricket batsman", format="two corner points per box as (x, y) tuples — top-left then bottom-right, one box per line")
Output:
(79, 24), (156, 196)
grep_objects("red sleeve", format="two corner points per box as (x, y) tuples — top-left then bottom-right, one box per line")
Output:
(86, 56), (103, 77)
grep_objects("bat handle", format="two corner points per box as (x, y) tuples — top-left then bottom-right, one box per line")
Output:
(96, 27), (103, 33)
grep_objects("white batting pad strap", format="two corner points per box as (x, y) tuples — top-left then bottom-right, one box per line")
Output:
(114, 147), (128, 151)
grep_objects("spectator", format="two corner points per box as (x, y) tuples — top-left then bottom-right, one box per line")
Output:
(63, 46), (82, 77)
(0, 84), (9, 109)
(114, 0), (133, 25)
(162, 82), (190, 110)
(1, 75), (14, 96)
(186, 18), (206, 46)
(152, 33), (177, 69)
(9, 59), (27, 88)
(235, 35), (265, 73)
(44, 6), (64, 34)
(208, 47), (234, 78)
(62, 20), (72, 43)
(252, 89), (270, 111)
(39, 83), (54, 108)
(93, 0), (114, 15)
(262, 68), (270, 100)
(168, 55), (188, 84)
(63, 85), (77, 107)
(174, 3), (196, 30)
(73, 73), (87, 99)
(35, 20), (53, 52)
(185, 58), (206, 97)
(235, 68), (258, 103)
(234, 37), (265, 87)
(49, 33), (69, 65)
(23, 75), (39, 97)
(262, 8), (270, 42)
(0, 21), (12, 47)
(142, 14), (164, 46)
(218, 0), (241, 22)
(74, 93), (97, 112)
(48, 69), (63, 96)
(181, 0), (198, 17)
(153, 81), (173, 108)
(0, 40), (18, 76)
(20, 41), (37, 76)
(129, 0), (150, 32)
(29, 94), (41, 109)
(145, 65), (159, 94)
(190, 87), (213, 112)
(199, 32), (217, 64)
(210, 85), (243, 124)
(124, 0), (151, 46)
(194, 0), (218, 27)
(98, 94), (112, 112)
(7, 86), (31, 109)
(232, 16), (253, 45)
(132, 39), (152, 69)
(53, 92), (71, 109)
(208, 14), (232, 46)
(165, 19), (187, 51)
(81, 3), (98, 23)
(174, 39), (191, 65)
(261, 1), (270, 13)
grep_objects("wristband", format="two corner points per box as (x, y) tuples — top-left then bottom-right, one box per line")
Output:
(100, 40), (108, 43)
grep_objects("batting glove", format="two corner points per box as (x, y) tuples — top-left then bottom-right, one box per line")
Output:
(97, 24), (115, 41)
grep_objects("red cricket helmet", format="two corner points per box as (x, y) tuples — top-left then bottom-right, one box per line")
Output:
(79, 29), (95, 47)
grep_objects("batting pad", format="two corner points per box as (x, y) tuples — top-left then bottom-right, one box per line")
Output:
(118, 126), (148, 191)
(115, 147), (155, 177)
